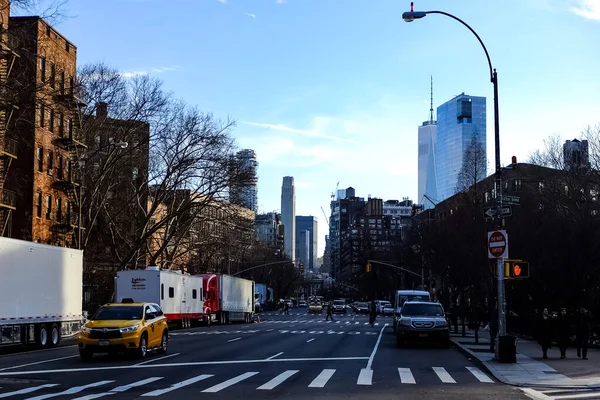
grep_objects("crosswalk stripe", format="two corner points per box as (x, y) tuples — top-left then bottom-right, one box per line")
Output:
(374, 323), (379, 326)
(355, 322), (360, 325)
(142, 375), (213, 397)
(398, 368), (416, 384)
(71, 378), (164, 400)
(0, 384), (59, 399)
(466, 367), (493, 383)
(308, 369), (336, 388)
(357, 369), (373, 385)
(257, 370), (299, 390)
(25, 381), (114, 400)
(433, 367), (456, 384)
(202, 372), (259, 393)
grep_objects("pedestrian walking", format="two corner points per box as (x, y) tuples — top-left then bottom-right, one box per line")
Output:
(537, 308), (553, 359)
(369, 300), (377, 327)
(557, 307), (571, 359)
(326, 301), (334, 321)
(575, 307), (591, 360)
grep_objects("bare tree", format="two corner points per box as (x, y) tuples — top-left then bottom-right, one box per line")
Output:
(455, 135), (489, 197)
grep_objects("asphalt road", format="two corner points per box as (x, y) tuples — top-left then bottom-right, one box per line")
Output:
(0, 311), (530, 399)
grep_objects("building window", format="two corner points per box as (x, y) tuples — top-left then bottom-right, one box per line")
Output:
(49, 109), (54, 133)
(66, 42), (70, 52)
(47, 150), (53, 175)
(69, 77), (74, 95)
(514, 180), (522, 191)
(37, 147), (44, 172)
(46, 25), (51, 37)
(46, 195), (53, 220)
(39, 103), (45, 127)
(57, 154), (63, 179)
(68, 119), (73, 137)
(58, 114), (64, 137)
(36, 192), (42, 218)
(50, 64), (56, 88)
(40, 57), (46, 82)
(60, 71), (65, 94)
(56, 197), (62, 220)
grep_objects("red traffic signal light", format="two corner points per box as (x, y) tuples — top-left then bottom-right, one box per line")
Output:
(504, 260), (530, 279)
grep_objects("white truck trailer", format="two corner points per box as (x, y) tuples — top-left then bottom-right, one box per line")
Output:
(0, 237), (83, 348)
(200, 274), (254, 324)
(115, 267), (204, 329)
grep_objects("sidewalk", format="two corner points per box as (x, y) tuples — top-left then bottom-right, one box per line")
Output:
(451, 328), (600, 388)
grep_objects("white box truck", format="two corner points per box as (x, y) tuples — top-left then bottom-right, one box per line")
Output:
(115, 267), (204, 329)
(0, 237), (83, 348)
(200, 274), (254, 324)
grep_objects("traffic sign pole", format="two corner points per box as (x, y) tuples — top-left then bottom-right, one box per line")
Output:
(488, 230), (509, 340)
(497, 257), (506, 336)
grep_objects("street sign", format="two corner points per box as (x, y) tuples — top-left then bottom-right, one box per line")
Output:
(483, 205), (512, 219)
(500, 195), (520, 205)
(488, 230), (508, 259)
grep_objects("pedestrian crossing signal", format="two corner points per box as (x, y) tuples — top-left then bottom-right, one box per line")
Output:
(504, 260), (530, 279)
(366, 263), (372, 273)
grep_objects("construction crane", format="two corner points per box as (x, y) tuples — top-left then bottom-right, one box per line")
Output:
(320, 206), (330, 228)
(330, 181), (339, 200)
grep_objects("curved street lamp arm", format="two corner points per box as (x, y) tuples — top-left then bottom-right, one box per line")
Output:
(424, 10), (494, 82)
(232, 260), (292, 276)
(368, 259), (422, 278)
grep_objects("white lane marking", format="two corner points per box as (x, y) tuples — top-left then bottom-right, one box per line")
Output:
(0, 356), (370, 376)
(335, 321), (340, 324)
(345, 322), (350, 324)
(135, 353), (180, 366)
(0, 355), (79, 372)
(355, 322), (360, 325)
(466, 366), (494, 383)
(306, 338), (315, 343)
(364, 322), (369, 325)
(227, 337), (242, 343)
(357, 368), (373, 385)
(433, 367), (456, 384)
(141, 375), (213, 397)
(71, 377), (164, 400)
(398, 368), (416, 384)
(257, 370), (299, 390)
(25, 381), (114, 400)
(266, 352), (284, 360)
(202, 372), (259, 393)
(520, 388), (552, 400)
(0, 384), (59, 399)
(366, 324), (388, 369)
(374, 323), (379, 326)
(266, 329), (274, 332)
(308, 369), (336, 388)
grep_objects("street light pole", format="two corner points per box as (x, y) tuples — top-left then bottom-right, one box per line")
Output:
(402, 1), (506, 346)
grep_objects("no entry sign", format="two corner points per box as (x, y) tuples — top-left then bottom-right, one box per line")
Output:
(488, 230), (508, 259)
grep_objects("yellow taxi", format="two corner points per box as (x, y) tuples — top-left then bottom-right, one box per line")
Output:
(78, 299), (169, 360)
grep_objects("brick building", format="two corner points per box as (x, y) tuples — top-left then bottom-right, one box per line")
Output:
(1, 1), (84, 247)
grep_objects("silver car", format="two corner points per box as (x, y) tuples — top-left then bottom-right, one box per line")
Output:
(395, 301), (450, 348)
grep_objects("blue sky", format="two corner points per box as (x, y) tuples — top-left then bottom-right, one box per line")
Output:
(31, 0), (600, 258)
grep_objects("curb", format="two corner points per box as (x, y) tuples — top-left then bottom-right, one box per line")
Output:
(451, 337), (600, 389)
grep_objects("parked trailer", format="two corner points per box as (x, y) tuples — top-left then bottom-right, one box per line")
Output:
(200, 274), (254, 324)
(115, 267), (204, 329)
(0, 237), (83, 348)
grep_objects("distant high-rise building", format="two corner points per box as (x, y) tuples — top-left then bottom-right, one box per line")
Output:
(230, 149), (258, 212)
(296, 216), (318, 270)
(563, 139), (590, 170)
(436, 93), (487, 202)
(418, 77), (438, 210)
(255, 212), (283, 252)
(281, 176), (295, 260)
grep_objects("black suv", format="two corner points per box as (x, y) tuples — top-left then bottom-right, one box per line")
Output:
(395, 301), (450, 348)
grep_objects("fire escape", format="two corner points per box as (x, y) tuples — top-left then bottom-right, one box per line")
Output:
(50, 77), (87, 247)
(0, 33), (19, 237)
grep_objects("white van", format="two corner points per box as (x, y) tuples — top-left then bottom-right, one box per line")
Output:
(393, 290), (431, 332)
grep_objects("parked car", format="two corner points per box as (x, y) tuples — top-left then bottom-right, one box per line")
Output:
(308, 301), (323, 314)
(395, 301), (450, 348)
(353, 302), (370, 314)
(377, 301), (392, 315)
(298, 300), (308, 308)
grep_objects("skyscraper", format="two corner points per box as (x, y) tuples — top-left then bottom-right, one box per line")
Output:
(563, 139), (590, 170)
(281, 176), (295, 260)
(435, 93), (487, 202)
(296, 215), (317, 270)
(230, 149), (258, 212)
(418, 77), (438, 209)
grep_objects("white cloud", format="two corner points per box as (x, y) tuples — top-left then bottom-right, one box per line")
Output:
(241, 121), (363, 144)
(120, 66), (181, 79)
(246, 13), (256, 19)
(570, 0), (600, 20)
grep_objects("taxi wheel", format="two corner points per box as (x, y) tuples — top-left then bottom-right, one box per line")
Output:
(136, 333), (148, 359)
(158, 331), (168, 354)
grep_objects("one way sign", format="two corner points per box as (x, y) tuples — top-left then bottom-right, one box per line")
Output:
(483, 205), (512, 219)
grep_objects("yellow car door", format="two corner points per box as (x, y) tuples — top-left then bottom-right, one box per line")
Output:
(143, 304), (159, 348)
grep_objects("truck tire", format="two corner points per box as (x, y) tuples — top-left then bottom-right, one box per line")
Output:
(206, 313), (212, 326)
(49, 323), (61, 347)
(35, 324), (49, 349)
(158, 330), (168, 354)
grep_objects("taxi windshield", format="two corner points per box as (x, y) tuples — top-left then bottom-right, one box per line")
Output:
(92, 306), (144, 320)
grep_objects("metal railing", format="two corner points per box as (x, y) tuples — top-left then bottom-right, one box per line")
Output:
(1, 138), (17, 158)
(0, 188), (16, 208)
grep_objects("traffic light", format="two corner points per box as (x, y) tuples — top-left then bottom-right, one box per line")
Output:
(504, 260), (530, 279)
(366, 263), (372, 273)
